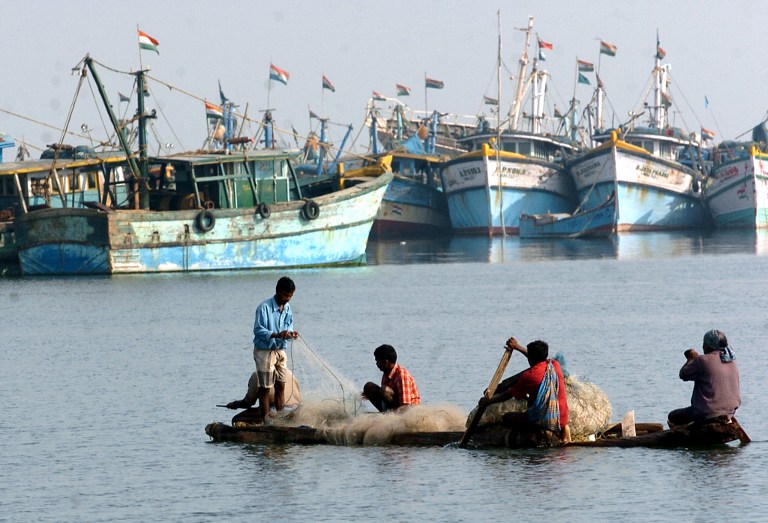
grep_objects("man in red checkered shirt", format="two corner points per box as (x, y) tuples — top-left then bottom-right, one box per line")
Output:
(363, 344), (421, 412)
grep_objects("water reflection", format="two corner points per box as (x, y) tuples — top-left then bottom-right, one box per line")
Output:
(366, 230), (768, 265)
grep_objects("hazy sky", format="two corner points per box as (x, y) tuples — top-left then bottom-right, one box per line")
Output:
(2, 1), (766, 159)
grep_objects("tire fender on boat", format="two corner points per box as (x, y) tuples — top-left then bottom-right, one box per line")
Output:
(301, 199), (320, 220)
(257, 202), (271, 219)
(195, 209), (215, 233)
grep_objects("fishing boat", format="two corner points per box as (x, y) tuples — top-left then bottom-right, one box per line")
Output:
(0, 151), (130, 272)
(519, 191), (616, 239)
(364, 106), (452, 237)
(12, 56), (391, 275)
(704, 130), (768, 229)
(205, 415), (749, 450)
(440, 17), (580, 235)
(364, 97), (474, 158)
(297, 107), (451, 238)
(567, 39), (709, 232)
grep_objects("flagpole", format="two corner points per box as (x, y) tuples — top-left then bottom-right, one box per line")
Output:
(322, 73), (326, 120)
(137, 24), (144, 72)
(424, 72), (428, 121)
(267, 62), (272, 117)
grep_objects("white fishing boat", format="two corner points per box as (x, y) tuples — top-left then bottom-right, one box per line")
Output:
(567, 38), (708, 232)
(705, 135), (768, 229)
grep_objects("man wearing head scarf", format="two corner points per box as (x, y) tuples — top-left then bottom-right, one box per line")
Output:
(667, 329), (741, 428)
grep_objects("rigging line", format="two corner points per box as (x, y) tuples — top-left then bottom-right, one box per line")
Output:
(52, 68), (88, 165)
(85, 73), (114, 147)
(89, 58), (135, 77)
(144, 83), (185, 151)
(0, 107), (90, 144)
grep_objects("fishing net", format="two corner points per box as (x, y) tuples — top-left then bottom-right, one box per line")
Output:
(280, 335), (364, 422)
(469, 376), (613, 439)
(321, 404), (466, 446)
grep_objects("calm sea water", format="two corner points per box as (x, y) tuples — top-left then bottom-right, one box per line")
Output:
(2, 230), (768, 522)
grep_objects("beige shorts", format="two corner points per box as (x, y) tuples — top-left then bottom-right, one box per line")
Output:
(253, 348), (287, 388)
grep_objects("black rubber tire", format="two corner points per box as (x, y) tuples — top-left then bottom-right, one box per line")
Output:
(257, 202), (271, 219)
(301, 200), (320, 220)
(195, 209), (215, 233)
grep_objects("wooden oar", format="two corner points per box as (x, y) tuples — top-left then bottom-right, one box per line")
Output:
(459, 343), (515, 448)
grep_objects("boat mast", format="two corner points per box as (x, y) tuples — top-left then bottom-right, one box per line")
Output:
(530, 61), (547, 135)
(651, 33), (667, 130)
(84, 55), (151, 210)
(495, 11), (505, 236)
(509, 16), (534, 131)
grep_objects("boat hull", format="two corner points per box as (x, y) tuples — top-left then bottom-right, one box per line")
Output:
(371, 175), (450, 237)
(569, 143), (707, 232)
(441, 154), (576, 235)
(705, 151), (768, 229)
(15, 173), (391, 275)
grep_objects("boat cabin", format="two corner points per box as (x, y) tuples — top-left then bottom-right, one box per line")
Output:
(458, 131), (579, 163)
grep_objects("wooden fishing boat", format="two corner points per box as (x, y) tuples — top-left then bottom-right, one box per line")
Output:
(519, 191), (616, 239)
(12, 56), (391, 275)
(205, 415), (748, 450)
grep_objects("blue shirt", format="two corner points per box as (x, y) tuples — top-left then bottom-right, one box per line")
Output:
(252, 296), (293, 350)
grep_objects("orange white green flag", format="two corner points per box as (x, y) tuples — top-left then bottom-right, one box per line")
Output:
(138, 30), (159, 54)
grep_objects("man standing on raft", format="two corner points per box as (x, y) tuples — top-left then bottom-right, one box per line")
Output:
(252, 276), (299, 419)
(479, 337), (570, 443)
(363, 344), (421, 412)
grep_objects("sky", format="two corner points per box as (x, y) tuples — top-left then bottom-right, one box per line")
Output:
(2, 0), (767, 160)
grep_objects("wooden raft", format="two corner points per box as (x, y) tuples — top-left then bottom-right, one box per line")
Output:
(206, 417), (748, 449)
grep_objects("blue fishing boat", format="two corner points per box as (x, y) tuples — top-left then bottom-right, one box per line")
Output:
(519, 191), (616, 239)
(440, 17), (580, 235)
(567, 37), (708, 232)
(12, 56), (391, 275)
(365, 106), (451, 237)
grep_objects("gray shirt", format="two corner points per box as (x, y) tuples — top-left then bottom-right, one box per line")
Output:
(680, 352), (741, 419)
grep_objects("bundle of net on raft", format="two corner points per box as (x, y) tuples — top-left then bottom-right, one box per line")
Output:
(467, 375), (613, 440)
(463, 353), (613, 439)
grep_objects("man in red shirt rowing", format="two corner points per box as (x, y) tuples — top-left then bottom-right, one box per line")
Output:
(363, 344), (421, 412)
(479, 337), (571, 443)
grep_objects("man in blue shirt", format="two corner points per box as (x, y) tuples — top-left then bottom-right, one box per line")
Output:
(253, 276), (299, 419)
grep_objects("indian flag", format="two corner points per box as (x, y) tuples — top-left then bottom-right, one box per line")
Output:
(538, 39), (554, 50)
(270, 64), (290, 85)
(577, 59), (594, 72)
(396, 84), (411, 97)
(600, 41), (617, 57)
(372, 91), (387, 101)
(138, 30), (159, 54)
(205, 101), (223, 119)
(701, 127), (716, 141)
(322, 74), (335, 92)
(425, 77), (444, 89)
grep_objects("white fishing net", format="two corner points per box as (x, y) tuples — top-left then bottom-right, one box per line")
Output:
(468, 376), (613, 439)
